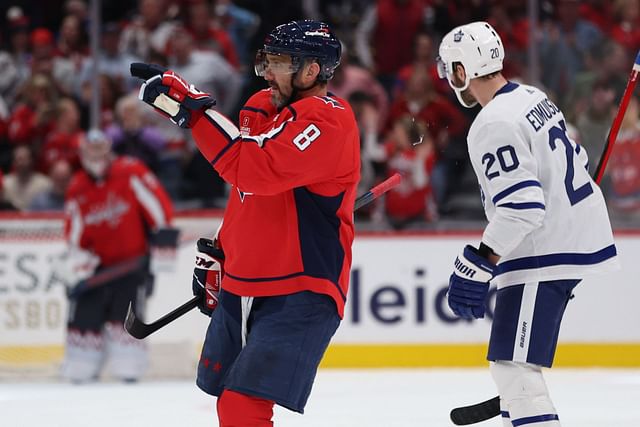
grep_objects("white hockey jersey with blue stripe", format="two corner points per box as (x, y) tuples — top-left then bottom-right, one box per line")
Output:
(468, 82), (619, 287)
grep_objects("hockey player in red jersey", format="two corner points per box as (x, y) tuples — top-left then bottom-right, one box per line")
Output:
(133, 20), (360, 425)
(58, 129), (174, 383)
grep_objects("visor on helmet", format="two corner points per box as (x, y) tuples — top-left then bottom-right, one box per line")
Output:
(436, 56), (448, 80)
(254, 50), (301, 77)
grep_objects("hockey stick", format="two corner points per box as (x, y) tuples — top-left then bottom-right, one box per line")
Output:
(125, 173), (403, 339)
(67, 255), (149, 297)
(593, 49), (640, 184)
(450, 49), (640, 426)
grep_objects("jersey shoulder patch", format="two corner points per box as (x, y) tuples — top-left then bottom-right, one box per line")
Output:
(313, 95), (345, 109)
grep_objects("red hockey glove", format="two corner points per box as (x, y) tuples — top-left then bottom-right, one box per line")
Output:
(192, 238), (225, 316)
(131, 62), (216, 129)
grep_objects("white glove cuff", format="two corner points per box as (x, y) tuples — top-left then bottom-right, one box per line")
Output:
(453, 251), (494, 282)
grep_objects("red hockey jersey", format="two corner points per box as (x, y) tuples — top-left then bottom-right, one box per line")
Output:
(64, 156), (173, 267)
(191, 89), (361, 317)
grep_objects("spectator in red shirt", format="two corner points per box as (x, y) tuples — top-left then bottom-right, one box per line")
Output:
(385, 68), (467, 151)
(605, 94), (640, 219)
(609, 0), (640, 52)
(382, 115), (437, 228)
(7, 73), (58, 147)
(394, 31), (450, 99)
(487, 2), (529, 79)
(355, 0), (432, 94)
(40, 98), (83, 173)
(184, 0), (240, 69)
(579, 0), (614, 32)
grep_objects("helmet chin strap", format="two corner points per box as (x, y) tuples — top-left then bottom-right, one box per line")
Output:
(454, 87), (478, 108)
(448, 72), (478, 109)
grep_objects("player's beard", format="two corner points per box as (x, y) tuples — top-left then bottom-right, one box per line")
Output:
(459, 87), (476, 106)
(269, 82), (291, 109)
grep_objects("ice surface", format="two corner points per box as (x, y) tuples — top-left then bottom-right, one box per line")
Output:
(1, 369), (638, 426)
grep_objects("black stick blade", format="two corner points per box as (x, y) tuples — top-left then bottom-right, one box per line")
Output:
(450, 395), (501, 425)
(124, 296), (201, 340)
(124, 302), (148, 339)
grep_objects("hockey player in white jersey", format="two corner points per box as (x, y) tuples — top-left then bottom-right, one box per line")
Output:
(438, 22), (619, 426)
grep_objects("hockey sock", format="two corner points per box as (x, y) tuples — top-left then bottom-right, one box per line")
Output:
(217, 389), (274, 427)
(490, 361), (561, 426)
(500, 398), (512, 427)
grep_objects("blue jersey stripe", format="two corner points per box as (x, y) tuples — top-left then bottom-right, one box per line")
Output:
(210, 137), (239, 166)
(494, 81), (519, 97)
(501, 411), (510, 418)
(225, 270), (347, 302)
(498, 245), (617, 274)
(226, 271), (306, 282)
(497, 202), (546, 210)
(294, 187), (346, 300)
(492, 180), (542, 204)
(286, 105), (298, 120)
(512, 414), (559, 426)
(240, 106), (269, 116)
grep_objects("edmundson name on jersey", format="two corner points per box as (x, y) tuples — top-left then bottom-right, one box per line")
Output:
(525, 97), (561, 132)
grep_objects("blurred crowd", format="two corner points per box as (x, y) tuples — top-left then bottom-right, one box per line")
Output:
(0, 0), (638, 228)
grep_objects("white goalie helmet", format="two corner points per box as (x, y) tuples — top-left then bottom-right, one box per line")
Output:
(437, 21), (505, 108)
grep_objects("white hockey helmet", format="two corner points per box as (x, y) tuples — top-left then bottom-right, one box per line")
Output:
(437, 21), (504, 108)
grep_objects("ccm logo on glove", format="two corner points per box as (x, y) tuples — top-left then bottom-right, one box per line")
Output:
(192, 238), (225, 316)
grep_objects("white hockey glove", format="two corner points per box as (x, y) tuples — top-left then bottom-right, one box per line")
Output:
(131, 62), (216, 129)
(52, 247), (100, 289)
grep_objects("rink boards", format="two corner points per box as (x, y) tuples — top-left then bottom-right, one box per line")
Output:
(0, 214), (638, 370)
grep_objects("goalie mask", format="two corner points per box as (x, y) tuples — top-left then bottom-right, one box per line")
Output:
(437, 21), (504, 108)
(80, 129), (113, 179)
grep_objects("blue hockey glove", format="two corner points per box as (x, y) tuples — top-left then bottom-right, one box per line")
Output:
(192, 238), (225, 316)
(131, 62), (216, 129)
(447, 245), (496, 319)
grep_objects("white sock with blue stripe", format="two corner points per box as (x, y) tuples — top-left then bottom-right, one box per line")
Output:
(490, 361), (561, 426)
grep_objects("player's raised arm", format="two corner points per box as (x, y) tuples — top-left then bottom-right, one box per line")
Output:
(191, 97), (358, 195)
